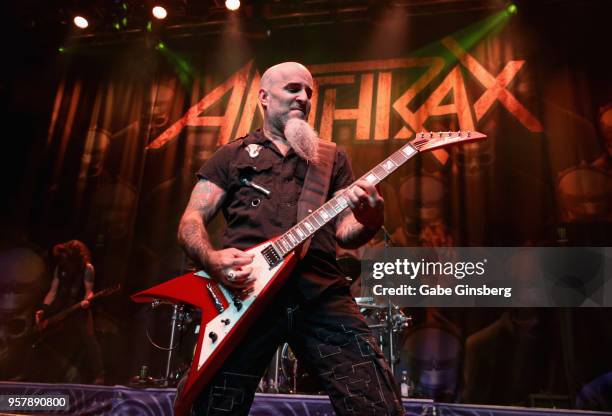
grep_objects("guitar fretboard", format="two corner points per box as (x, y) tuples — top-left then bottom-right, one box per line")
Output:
(271, 141), (419, 257)
(270, 130), (484, 258)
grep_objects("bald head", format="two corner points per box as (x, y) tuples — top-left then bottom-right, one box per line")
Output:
(260, 62), (312, 91)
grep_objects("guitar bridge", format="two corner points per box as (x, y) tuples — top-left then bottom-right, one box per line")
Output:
(206, 283), (225, 313)
(261, 244), (282, 269)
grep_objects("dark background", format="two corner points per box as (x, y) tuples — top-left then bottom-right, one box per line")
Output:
(1, 0), (611, 410)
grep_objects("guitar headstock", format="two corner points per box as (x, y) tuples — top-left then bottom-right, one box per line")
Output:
(410, 130), (487, 152)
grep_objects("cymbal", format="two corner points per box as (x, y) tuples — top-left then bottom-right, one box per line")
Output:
(357, 303), (388, 309)
(355, 297), (388, 309)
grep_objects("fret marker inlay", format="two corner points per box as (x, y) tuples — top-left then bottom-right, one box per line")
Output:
(383, 160), (395, 171)
(402, 146), (417, 157)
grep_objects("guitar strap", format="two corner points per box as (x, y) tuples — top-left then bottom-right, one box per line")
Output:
(296, 140), (337, 259)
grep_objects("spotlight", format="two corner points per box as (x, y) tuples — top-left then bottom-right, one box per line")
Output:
(73, 15), (89, 29)
(506, 3), (518, 15)
(152, 6), (167, 20)
(225, 0), (240, 11)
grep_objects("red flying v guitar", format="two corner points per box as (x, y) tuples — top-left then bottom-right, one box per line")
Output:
(131, 130), (486, 416)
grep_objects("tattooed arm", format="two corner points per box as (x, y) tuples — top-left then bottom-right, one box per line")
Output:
(178, 179), (254, 289)
(335, 179), (384, 249)
(178, 179), (224, 267)
(83, 263), (95, 300)
(80, 263), (95, 309)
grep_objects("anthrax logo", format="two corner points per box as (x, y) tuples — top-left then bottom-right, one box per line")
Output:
(147, 36), (542, 164)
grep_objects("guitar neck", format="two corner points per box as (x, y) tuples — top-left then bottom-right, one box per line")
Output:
(43, 285), (121, 326)
(46, 304), (81, 325)
(270, 130), (485, 258)
(271, 141), (418, 257)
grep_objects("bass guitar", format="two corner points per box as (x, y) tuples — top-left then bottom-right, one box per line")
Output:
(33, 284), (121, 347)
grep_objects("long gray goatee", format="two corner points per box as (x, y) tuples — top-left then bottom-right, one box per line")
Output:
(284, 118), (319, 164)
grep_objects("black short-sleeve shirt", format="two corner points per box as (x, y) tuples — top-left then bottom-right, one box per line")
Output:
(197, 129), (354, 299)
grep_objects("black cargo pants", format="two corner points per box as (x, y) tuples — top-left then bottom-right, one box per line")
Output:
(191, 284), (404, 415)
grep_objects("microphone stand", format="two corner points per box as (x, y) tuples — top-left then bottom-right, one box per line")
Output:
(382, 226), (396, 374)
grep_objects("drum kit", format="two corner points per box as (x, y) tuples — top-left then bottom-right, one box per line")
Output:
(255, 295), (412, 394)
(355, 296), (412, 369)
(257, 254), (413, 394)
(342, 250), (413, 375)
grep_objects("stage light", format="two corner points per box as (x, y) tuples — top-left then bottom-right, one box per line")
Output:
(152, 6), (167, 20)
(155, 41), (166, 50)
(506, 3), (518, 15)
(73, 16), (89, 29)
(225, 0), (240, 11)
(58, 46), (65, 54)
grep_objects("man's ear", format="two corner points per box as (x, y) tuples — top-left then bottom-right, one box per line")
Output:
(258, 89), (268, 109)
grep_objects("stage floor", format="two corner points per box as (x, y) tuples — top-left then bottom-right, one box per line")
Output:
(0, 381), (610, 415)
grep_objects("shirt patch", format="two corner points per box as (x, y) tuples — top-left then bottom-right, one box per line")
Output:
(245, 144), (263, 159)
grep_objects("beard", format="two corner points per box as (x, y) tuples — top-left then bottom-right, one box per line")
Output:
(284, 118), (319, 164)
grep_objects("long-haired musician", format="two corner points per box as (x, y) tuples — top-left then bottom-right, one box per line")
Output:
(34, 239), (105, 384)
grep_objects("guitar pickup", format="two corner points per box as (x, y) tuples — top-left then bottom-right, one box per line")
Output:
(261, 244), (282, 268)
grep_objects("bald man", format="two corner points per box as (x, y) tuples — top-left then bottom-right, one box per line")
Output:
(178, 62), (404, 415)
